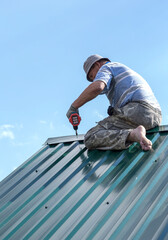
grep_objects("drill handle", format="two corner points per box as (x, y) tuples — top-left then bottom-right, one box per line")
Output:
(69, 113), (81, 128)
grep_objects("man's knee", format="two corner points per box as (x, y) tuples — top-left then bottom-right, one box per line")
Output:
(84, 132), (95, 149)
(84, 124), (103, 149)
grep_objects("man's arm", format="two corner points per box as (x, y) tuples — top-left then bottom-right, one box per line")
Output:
(66, 80), (106, 119)
(72, 81), (106, 109)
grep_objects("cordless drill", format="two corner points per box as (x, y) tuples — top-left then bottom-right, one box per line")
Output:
(69, 113), (81, 136)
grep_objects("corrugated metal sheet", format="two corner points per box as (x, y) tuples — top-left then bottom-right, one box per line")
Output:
(0, 126), (168, 240)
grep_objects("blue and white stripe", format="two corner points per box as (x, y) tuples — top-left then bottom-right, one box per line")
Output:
(94, 62), (161, 110)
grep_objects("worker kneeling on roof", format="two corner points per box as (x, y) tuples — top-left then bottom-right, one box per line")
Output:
(66, 54), (162, 151)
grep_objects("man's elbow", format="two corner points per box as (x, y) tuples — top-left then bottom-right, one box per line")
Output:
(92, 81), (106, 93)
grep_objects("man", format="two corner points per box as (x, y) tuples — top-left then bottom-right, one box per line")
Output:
(66, 54), (162, 151)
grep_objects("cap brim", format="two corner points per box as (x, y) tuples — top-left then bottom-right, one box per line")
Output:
(86, 58), (110, 82)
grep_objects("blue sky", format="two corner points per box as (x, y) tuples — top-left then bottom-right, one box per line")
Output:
(0, 0), (168, 181)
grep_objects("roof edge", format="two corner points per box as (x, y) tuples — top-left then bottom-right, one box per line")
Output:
(44, 125), (168, 145)
(147, 125), (168, 133)
(45, 134), (85, 145)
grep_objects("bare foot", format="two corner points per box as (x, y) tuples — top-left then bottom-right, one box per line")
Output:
(127, 125), (152, 151)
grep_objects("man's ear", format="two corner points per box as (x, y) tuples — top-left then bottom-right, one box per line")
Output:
(95, 61), (101, 67)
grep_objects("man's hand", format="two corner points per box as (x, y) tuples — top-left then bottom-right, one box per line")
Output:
(66, 105), (79, 119)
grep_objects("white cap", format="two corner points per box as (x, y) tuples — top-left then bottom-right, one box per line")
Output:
(83, 54), (110, 81)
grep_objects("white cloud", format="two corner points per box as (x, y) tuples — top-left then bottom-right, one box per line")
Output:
(40, 120), (47, 124)
(0, 124), (15, 140)
(49, 121), (54, 130)
(40, 120), (55, 130)
(12, 141), (30, 146)
(0, 124), (14, 129)
(93, 110), (105, 120)
(0, 130), (15, 140)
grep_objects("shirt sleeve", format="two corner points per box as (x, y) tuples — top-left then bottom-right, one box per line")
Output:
(93, 64), (113, 94)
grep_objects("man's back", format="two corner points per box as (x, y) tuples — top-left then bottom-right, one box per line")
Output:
(93, 62), (161, 110)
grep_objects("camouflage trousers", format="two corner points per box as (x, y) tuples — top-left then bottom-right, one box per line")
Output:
(84, 102), (162, 150)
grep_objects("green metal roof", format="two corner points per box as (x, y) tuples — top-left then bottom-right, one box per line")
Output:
(0, 126), (168, 239)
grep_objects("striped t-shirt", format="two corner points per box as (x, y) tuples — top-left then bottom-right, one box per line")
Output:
(93, 62), (161, 110)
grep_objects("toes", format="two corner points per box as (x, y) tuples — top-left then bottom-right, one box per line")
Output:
(140, 139), (152, 151)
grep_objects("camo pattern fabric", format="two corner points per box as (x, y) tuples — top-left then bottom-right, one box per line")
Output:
(84, 102), (162, 150)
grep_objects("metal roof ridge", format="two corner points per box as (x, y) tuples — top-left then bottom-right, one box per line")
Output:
(147, 125), (168, 133)
(44, 125), (168, 145)
(45, 134), (85, 145)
